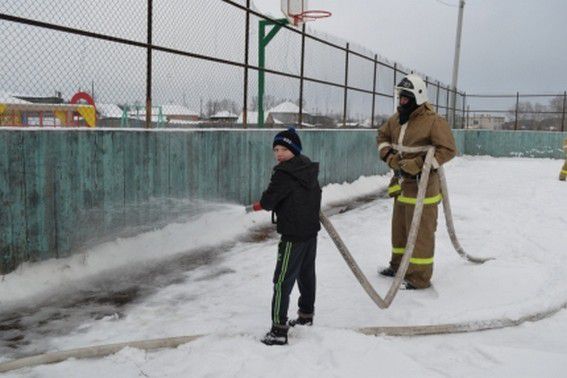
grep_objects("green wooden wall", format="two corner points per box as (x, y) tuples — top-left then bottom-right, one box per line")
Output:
(460, 130), (567, 158)
(1, 128), (565, 274)
(0, 128), (386, 273)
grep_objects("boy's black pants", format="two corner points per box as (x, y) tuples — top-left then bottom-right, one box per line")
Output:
(271, 236), (317, 326)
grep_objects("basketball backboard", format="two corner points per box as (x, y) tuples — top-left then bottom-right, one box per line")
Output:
(280, 0), (331, 27)
(281, 0), (307, 26)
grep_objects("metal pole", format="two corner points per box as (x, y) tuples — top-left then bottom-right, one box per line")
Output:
(392, 63), (398, 113)
(298, 23), (306, 128)
(514, 91), (519, 131)
(449, 0), (465, 128)
(257, 19), (288, 127)
(446, 86), (450, 120)
(561, 90), (566, 132)
(145, 0), (153, 129)
(462, 92), (466, 129)
(435, 81), (440, 113)
(371, 54), (378, 128)
(242, 0), (250, 128)
(342, 42), (350, 128)
(258, 21), (266, 127)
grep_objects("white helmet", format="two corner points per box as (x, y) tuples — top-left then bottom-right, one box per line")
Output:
(395, 74), (428, 105)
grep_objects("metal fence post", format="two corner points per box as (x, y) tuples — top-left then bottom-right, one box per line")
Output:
(562, 90), (566, 132)
(371, 54), (378, 128)
(435, 81), (440, 113)
(462, 92), (466, 129)
(342, 42), (349, 128)
(445, 86), (450, 121)
(392, 63), (398, 112)
(145, 0), (153, 129)
(242, 0), (250, 128)
(514, 91), (519, 131)
(298, 23), (306, 128)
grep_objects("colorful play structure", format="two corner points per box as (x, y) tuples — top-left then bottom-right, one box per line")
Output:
(0, 91), (96, 128)
(120, 104), (165, 128)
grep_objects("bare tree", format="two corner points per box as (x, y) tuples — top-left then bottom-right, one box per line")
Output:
(205, 98), (239, 117)
(249, 95), (280, 111)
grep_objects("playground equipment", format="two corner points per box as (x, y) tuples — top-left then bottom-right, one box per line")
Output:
(0, 91), (96, 127)
(121, 104), (165, 128)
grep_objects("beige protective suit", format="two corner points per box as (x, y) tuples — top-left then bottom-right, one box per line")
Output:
(377, 103), (457, 288)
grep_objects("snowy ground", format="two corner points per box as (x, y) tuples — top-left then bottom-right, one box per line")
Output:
(1, 156), (567, 377)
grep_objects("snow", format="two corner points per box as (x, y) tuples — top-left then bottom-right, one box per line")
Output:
(95, 103), (123, 119)
(268, 101), (301, 114)
(129, 104), (199, 117)
(1, 156), (567, 377)
(159, 104), (199, 117)
(237, 110), (260, 124)
(0, 92), (31, 104)
(210, 111), (238, 119)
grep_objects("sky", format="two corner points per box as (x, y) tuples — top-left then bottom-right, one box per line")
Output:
(1, 156), (567, 376)
(253, 0), (567, 94)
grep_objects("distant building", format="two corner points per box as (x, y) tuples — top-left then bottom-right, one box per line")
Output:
(267, 101), (304, 126)
(209, 110), (238, 123)
(237, 111), (264, 125)
(96, 103), (123, 120)
(466, 114), (505, 130)
(128, 104), (200, 126)
(160, 104), (199, 122)
(237, 101), (314, 127)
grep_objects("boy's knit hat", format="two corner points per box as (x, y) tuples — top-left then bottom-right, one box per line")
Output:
(273, 127), (302, 156)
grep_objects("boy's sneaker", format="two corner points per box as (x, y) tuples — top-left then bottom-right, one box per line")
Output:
(261, 325), (288, 346)
(288, 316), (313, 327)
(379, 266), (396, 277)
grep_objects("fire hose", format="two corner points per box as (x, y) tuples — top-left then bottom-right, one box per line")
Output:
(320, 144), (492, 310)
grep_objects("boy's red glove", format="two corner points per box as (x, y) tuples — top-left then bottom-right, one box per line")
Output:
(245, 202), (263, 213)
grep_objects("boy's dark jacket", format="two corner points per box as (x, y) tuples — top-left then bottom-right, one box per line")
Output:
(260, 155), (321, 241)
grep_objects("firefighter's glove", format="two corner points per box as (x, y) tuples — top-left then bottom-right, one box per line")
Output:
(245, 202), (263, 213)
(399, 156), (424, 176)
(386, 153), (401, 170)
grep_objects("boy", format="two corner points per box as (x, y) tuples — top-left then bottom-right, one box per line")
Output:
(246, 127), (322, 346)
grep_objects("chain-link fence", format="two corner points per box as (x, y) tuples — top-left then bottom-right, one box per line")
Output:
(464, 92), (567, 132)
(0, 0), (464, 129)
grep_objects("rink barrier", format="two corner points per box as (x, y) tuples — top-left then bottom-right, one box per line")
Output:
(0, 128), (386, 274)
(0, 129), (564, 273)
(1, 301), (566, 373)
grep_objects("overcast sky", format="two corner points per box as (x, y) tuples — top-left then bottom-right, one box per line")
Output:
(253, 0), (567, 95)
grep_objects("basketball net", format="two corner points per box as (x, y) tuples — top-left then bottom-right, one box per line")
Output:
(291, 10), (332, 26)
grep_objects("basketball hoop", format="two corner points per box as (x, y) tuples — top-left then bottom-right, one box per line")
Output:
(291, 9), (332, 26)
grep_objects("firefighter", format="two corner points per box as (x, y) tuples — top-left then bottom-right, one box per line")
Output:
(560, 138), (567, 181)
(376, 74), (457, 289)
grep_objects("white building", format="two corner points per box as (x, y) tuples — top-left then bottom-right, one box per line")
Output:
(466, 114), (505, 130)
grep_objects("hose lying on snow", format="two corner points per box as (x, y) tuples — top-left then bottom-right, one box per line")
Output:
(2, 301), (567, 373)
(0, 335), (202, 373)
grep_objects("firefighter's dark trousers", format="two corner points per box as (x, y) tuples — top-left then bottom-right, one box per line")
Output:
(271, 237), (317, 327)
(389, 173), (440, 289)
